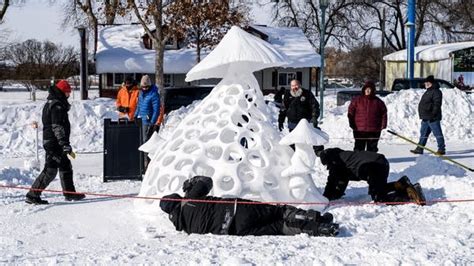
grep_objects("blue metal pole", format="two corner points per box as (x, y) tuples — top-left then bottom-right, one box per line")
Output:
(407, 0), (416, 79)
(319, 5), (326, 120)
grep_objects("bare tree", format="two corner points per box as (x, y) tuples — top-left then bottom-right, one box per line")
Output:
(0, 0), (9, 22)
(4, 39), (78, 90)
(270, 0), (358, 50)
(426, 0), (474, 42)
(123, 0), (166, 95)
(61, 0), (123, 56)
(165, 1), (247, 62)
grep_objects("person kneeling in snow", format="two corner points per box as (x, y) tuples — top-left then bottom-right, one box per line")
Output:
(317, 148), (426, 205)
(160, 176), (339, 237)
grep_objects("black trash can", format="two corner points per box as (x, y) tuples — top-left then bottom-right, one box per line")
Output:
(103, 118), (144, 182)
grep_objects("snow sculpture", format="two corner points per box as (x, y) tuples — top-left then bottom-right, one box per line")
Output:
(279, 119), (329, 206)
(137, 26), (327, 212)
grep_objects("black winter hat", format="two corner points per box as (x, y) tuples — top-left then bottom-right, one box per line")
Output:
(160, 193), (182, 214)
(424, 75), (435, 83)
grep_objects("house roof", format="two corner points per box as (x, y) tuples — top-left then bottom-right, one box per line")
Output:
(95, 24), (320, 74)
(383, 41), (474, 62)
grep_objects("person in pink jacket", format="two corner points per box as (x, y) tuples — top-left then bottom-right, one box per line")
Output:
(348, 81), (387, 152)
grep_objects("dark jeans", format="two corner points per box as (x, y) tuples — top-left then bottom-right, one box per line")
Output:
(353, 131), (381, 152)
(418, 119), (445, 152)
(27, 149), (76, 198)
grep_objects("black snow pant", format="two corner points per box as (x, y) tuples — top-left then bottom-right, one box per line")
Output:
(231, 202), (286, 236)
(324, 160), (389, 202)
(353, 131), (381, 152)
(27, 149), (76, 198)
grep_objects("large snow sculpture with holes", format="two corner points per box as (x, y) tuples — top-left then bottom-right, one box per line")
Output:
(137, 26), (328, 212)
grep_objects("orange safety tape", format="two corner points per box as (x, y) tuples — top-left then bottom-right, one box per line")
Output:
(1, 184), (473, 206)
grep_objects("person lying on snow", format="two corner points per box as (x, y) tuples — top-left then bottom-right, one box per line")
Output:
(160, 176), (339, 237)
(316, 147), (426, 205)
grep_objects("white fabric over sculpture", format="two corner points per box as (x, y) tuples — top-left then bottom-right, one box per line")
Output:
(137, 26), (328, 212)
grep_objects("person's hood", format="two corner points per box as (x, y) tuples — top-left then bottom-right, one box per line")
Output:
(160, 193), (182, 214)
(361, 80), (376, 97)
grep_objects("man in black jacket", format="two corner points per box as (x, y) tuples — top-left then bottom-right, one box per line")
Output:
(317, 148), (426, 205)
(25, 80), (85, 205)
(278, 79), (320, 132)
(160, 176), (339, 237)
(410, 75), (446, 155)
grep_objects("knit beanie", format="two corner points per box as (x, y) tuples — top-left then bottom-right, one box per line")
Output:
(140, 75), (152, 87)
(56, 80), (72, 94)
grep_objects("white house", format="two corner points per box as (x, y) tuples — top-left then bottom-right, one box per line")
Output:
(95, 24), (320, 97)
(383, 41), (474, 89)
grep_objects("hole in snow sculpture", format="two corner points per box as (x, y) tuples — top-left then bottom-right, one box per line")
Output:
(136, 26), (329, 213)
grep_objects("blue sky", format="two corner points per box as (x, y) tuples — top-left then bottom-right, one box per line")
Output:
(1, 0), (79, 48)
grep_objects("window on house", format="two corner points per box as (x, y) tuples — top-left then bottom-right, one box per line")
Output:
(114, 73), (124, 86)
(106, 73), (113, 87)
(278, 72), (296, 87)
(164, 74), (172, 87)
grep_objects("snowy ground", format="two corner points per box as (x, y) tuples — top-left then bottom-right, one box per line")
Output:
(0, 89), (473, 264)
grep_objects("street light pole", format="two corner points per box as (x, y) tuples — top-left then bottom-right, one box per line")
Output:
(406, 0), (416, 80)
(77, 26), (88, 100)
(319, 0), (328, 120)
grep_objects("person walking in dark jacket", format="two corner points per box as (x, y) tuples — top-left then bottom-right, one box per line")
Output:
(317, 148), (425, 205)
(25, 80), (85, 204)
(160, 176), (339, 237)
(348, 81), (387, 152)
(278, 80), (320, 132)
(410, 75), (446, 155)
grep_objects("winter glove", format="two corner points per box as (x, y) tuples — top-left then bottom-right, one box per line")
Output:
(153, 124), (160, 133)
(278, 122), (284, 131)
(63, 145), (76, 159)
(117, 106), (129, 113)
(183, 176), (213, 198)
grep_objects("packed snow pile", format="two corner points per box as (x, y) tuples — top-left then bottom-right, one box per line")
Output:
(321, 88), (474, 145)
(137, 27), (328, 212)
(0, 98), (117, 157)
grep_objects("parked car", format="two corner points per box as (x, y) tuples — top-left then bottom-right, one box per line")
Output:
(391, 78), (455, 91)
(163, 86), (214, 114)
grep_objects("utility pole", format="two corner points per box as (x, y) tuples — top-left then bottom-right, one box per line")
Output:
(78, 27), (89, 100)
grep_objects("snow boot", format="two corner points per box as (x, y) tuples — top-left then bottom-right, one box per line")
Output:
(410, 148), (423, 154)
(64, 193), (86, 201)
(282, 220), (339, 237)
(435, 150), (446, 156)
(407, 183), (426, 206)
(283, 207), (326, 224)
(25, 194), (49, 205)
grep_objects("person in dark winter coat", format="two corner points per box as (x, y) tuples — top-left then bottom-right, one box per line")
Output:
(160, 176), (339, 237)
(317, 148), (425, 205)
(134, 75), (160, 141)
(348, 80), (387, 152)
(278, 79), (320, 132)
(410, 75), (446, 155)
(25, 80), (85, 205)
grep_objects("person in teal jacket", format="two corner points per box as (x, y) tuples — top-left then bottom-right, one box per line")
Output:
(134, 75), (160, 142)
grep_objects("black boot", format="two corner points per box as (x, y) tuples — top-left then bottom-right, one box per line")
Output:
(25, 167), (58, 204)
(59, 170), (85, 201)
(282, 220), (339, 237)
(410, 148), (423, 154)
(25, 194), (49, 205)
(64, 193), (86, 201)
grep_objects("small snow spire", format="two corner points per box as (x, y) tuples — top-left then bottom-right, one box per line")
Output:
(279, 119), (329, 146)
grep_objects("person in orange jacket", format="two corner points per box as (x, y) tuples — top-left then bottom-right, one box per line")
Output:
(116, 77), (139, 120)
